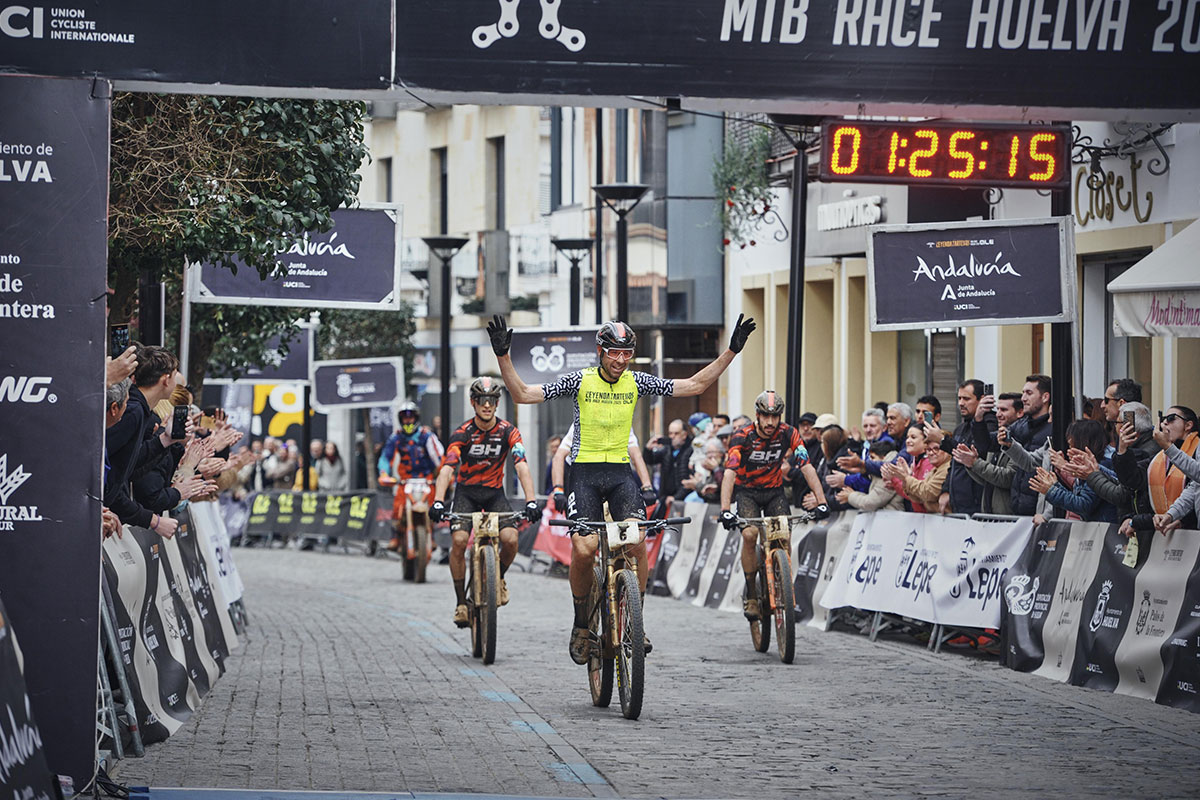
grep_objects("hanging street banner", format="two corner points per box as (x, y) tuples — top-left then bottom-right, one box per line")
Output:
(0, 75), (108, 786)
(0, 592), (57, 800)
(819, 511), (1033, 629)
(312, 358), (404, 411)
(0, 0), (394, 92)
(396, 1), (1200, 121)
(867, 217), (1076, 331)
(208, 325), (313, 385)
(510, 328), (598, 379)
(189, 208), (402, 310)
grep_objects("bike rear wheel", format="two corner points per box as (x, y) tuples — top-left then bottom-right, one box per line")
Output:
(588, 563), (613, 707)
(750, 546), (770, 653)
(480, 545), (498, 664)
(614, 569), (645, 720)
(772, 548), (795, 664)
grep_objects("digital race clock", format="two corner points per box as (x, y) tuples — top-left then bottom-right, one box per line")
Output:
(818, 120), (1071, 189)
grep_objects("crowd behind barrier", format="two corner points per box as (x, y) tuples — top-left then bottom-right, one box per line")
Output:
(220, 488), (1200, 714)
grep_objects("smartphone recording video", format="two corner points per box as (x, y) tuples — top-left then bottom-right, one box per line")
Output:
(109, 325), (130, 359)
(171, 405), (189, 439)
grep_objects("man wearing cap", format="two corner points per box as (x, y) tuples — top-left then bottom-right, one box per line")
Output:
(430, 377), (540, 627)
(719, 390), (829, 621)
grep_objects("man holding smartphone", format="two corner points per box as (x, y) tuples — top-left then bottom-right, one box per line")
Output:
(941, 380), (998, 516)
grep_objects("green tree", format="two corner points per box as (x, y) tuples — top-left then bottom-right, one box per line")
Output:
(108, 92), (368, 388)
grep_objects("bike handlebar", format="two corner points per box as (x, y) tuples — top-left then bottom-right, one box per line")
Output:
(735, 513), (817, 524)
(548, 516), (692, 529)
(443, 512), (525, 526)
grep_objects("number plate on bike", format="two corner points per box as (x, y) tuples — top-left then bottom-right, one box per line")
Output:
(605, 521), (644, 548)
(762, 515), (792, 542)
(472, 512), (501, 538)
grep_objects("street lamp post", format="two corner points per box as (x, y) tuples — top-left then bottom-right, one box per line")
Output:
(594, 183), (649, 323)
(551, 238), (594, 327)
(423, 236), (468, 447)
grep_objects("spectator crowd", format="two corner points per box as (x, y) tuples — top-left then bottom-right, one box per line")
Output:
(102, 343), (352, 541)
(631, 375), (1199, 550)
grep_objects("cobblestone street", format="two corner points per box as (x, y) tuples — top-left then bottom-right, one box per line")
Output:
(117, 546), (1200, 798)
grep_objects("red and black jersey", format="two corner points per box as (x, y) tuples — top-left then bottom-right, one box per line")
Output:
(723, 422), (808, 489)
(440, 418), (527, 489)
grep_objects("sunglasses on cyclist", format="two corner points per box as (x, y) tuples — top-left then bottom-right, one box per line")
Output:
(473, 396), (498, 407)
(602, 347), (635, 360)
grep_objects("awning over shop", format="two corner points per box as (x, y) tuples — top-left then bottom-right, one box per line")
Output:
(1107, 222), (1200, 338)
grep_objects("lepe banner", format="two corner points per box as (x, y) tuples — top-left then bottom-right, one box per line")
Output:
(0, 75), (108, 786)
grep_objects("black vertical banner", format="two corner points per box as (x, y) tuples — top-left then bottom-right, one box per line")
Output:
(175, 511), (230, 665)
(0, 75), (109, 784)
(1070, 526), (1143, 692)
(794, 528), (828, 625)
(1157, 554), (1200, 711)
(1002, 521), (1071, 672)
(0, 591), (58, 800)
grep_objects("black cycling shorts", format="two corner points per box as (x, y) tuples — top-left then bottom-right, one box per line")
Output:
(567, 462), (646, 531)
(449, 485), (514, 531)
(733, 487), (789, 529)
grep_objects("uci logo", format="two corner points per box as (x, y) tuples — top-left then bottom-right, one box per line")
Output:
(0, 5), (42, 37)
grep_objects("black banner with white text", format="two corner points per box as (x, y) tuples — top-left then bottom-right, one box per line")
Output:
(0, 75), (108, 785)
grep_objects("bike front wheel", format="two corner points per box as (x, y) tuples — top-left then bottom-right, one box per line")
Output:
(479, 545), (498, 664)
(772, 548), (796, 664)
(614, 568), (645, 720)
(750, 546), (771, 653)
(588, 563), (613, 707)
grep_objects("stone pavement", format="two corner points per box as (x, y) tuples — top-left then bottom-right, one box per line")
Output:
(116, 546), (1200, 798)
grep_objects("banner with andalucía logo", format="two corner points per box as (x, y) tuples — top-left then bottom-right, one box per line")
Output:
(867, 217), (1076, 331)
(190, 208), (401, 310)
(819, 511), (1033, 629)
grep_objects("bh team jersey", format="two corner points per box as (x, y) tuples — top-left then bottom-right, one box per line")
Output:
(542, 367), (673, 464)
(440, 418), (526, 489)
(724, 422), (808, 489)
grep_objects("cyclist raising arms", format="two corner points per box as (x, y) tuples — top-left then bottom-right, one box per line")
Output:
(719, 390), (829, 620)
(430, 377), (540, 627)
(488, 313), (756, 664)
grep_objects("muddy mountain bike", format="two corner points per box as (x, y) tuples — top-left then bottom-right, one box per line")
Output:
(444, 510), (521, 665)
(737, 512), (814, 664)
(549, 515), (690, 721)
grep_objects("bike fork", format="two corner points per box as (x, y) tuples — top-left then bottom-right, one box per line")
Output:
(762, 545), (777, 613)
